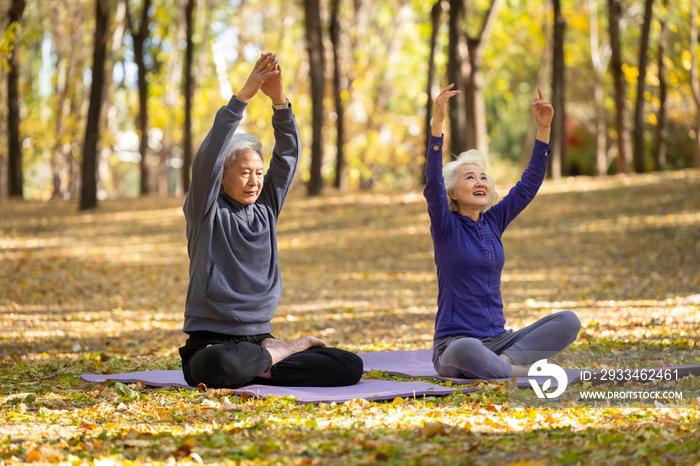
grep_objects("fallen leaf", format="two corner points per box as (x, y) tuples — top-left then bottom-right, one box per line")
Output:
(421, 422), (447, 439)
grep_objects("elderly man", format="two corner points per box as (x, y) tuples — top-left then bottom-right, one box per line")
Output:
(179, 53), (363, 389)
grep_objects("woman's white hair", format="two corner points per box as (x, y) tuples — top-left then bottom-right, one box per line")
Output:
(442, 149), (498, 212)
(223, 133), (263, 170)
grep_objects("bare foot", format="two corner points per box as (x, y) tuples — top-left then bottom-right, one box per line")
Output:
(261, 336), (326, 365)
(499, 353), (514, 364)
(499, 354), (532, 377)
(509, 364), (532, 377)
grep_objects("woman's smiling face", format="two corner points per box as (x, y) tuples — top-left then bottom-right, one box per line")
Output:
(448, 163), (491, 213)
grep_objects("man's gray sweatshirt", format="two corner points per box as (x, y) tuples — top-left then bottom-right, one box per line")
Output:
(182, 96), (300, 335)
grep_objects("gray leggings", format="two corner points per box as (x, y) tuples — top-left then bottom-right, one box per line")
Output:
(433, 311), (580, 379)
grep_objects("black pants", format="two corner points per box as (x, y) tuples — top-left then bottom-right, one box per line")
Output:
(180, 331), (364, 389)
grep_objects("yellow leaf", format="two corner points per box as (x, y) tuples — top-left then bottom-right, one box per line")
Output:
(26, 451), (41, 462)
(37, 445), (62, 460)
(80, 419), (97, 429)
(392, 397), (404, 405)
(488, 404), (503, 413)
(421, 421), (447, 439)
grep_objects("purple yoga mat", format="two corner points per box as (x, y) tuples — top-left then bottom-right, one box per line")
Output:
(359, 350), (700, 388)
(358, 350), (570, 387)
(234, 380), (464, 404)
(81, 370), (191, 389)
(80, 371), (472, 404)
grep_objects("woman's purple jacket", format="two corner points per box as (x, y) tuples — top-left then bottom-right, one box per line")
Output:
(423, 134), (551, 340)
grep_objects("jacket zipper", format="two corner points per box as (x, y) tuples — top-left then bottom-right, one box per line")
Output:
(479, 223), (495, 336)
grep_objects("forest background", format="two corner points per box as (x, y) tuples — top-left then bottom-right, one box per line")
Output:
(1, 0), (700, 205)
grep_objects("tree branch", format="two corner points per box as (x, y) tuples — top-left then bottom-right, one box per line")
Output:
(467, 0), (503, 52)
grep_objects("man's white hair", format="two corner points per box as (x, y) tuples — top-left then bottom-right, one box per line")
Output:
(223, 133), (263, 170)
(442, 149), (498, 212)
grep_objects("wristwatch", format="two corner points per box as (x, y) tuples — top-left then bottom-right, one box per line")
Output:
(272, 98), (290, 110)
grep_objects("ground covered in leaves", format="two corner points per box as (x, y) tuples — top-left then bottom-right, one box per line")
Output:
(1, 169), (700, 465)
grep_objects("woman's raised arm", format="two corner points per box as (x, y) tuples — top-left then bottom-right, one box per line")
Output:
(431, 84), (461, 138)
(424, 84), (462, 236)
(532, 87), (553, 143)
(485, 88), (553, 235)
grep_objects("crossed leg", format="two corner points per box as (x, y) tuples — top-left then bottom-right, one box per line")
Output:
(434, 311), (580, 379)
(187, 336), (363, 389)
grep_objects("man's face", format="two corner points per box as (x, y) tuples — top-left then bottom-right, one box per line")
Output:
(221, 150), (264, 205)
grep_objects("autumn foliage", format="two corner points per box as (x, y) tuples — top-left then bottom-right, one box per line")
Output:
(1, 169), (700, 464)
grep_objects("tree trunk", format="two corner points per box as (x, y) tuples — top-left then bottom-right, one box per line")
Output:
(550, 0), (565, 179)
(633, 0), (654, 173)
(195, 0), (214, 78)
(305, 0), (325, 196)
(158, 0), (188, 196)
(608, 0), (632, 173)
(67, 83), (81, 199)
(182, 0), (196, 194)
(50, 13), (73, 199)
(52, 58), (73, 198)
(80, 0), (111, 211)
(126, 0), (152, 195)
(464, 51), (487, 156)
(447, 0), (468, 156)
(329, 0), (362, 187)
(0, 66), (6, 200)
(422, 0), (442, 185)
(589, 0), (611, 176)
(97, 0), (126, 198)
(464, 0), (502, 158)
(653, 0), (668, 171)
(7, 0), (26, 198)
(691, 0), (700, 168)
(65, 32), (88, 201)
(330, 0), (346, 191)
(157, 139), (172, 195)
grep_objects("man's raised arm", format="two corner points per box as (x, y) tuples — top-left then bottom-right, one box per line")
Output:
(183, 53), (281, 224)
(254, 60), (299, 216)
(184, 99), (246, 224)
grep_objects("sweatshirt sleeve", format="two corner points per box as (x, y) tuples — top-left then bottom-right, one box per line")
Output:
(423, 134), (452, 238)
(485, 139), (551, 235)
(183, 96), (247, 224)
(259, 103), (301, 218)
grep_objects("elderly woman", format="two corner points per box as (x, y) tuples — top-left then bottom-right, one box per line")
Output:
(423, 84), (580, 379)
